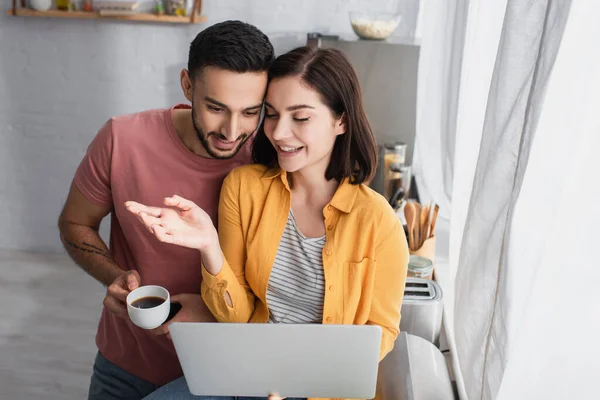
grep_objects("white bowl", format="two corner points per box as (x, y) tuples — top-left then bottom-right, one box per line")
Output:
(350, 11), (402, 40)
(29, 0), (52, 11)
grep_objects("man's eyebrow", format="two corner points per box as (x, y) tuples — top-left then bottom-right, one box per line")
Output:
(204, 96), (228, 109)
(205, 97), (263, 112)
(244, 104), (264, 111)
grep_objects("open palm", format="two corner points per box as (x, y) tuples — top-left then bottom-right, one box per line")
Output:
(125, 195), (217, 251)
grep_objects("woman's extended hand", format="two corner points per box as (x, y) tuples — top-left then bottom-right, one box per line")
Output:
(125, 195), (218, 252)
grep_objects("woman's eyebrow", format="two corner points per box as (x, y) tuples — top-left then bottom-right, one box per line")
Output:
(264, 101), (315, 112)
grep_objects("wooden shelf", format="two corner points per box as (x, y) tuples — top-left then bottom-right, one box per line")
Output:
(6, 7), (206, 24)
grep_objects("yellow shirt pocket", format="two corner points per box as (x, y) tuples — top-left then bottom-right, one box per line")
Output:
(342, 258), (376, 324)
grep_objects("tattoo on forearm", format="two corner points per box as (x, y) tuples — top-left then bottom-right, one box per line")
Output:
(64, 239), (114, 261)
(81, 241), (106, 253)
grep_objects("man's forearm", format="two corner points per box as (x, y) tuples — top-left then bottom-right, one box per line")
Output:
(59, 221), (123, 286)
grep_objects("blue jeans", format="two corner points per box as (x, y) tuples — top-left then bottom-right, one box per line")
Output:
(88, 352), (161, 400)
(142, 377), (306, 400)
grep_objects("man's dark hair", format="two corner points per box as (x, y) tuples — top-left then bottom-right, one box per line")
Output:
(188, 20), (275, 79)
(252, 46), (378, 185)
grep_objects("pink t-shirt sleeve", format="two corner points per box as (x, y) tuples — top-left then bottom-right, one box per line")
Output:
(73, 119), (114, 206)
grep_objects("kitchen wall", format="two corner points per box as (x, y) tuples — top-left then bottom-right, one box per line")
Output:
(0, 0), (419, 251)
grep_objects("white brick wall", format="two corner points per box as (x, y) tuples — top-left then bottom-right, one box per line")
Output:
(0, 0), (418, 251)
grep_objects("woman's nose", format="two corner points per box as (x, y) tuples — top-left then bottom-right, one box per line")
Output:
(270, 119), (292, 141)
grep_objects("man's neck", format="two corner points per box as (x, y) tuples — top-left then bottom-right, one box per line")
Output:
(171, 108), (211, 158)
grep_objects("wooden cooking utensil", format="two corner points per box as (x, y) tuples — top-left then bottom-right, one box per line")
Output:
(429, 204), (440, 238)
(404, 201), (416, 251)
(420, 204), (430, 247)
(413, 202), (421, 250)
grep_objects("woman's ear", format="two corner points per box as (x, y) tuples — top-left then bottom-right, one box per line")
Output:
(334, 113), (346, 136)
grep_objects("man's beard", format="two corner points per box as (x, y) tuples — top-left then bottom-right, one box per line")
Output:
(192, 106), (249, 160)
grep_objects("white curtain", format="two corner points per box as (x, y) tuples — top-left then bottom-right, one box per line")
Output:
(417, 0), (600, 398)
(412, 0), (468, 219)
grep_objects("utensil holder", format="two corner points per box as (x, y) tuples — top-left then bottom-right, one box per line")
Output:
(410, 235), (436, 263)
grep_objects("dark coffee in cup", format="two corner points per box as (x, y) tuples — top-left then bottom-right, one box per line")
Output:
(131, 296), (166, 309)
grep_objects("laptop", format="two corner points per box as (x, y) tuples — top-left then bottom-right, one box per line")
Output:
(169, 322), (382, 399)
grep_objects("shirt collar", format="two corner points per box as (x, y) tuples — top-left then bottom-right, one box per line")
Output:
(261, 167), (359, 214)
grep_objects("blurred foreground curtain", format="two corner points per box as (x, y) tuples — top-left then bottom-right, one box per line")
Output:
(417, 0), (600, 398)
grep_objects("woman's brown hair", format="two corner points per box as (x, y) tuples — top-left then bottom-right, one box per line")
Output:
(252, 46), (377, 184)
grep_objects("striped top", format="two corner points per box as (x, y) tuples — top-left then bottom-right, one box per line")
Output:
(266, 211), (326, 324)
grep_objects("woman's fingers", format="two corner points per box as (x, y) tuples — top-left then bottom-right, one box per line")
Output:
(125, 202), (170, 235)
(139, 212), (162, 234)
(151, 224), (175, 244)
(125, 201), (163, 218)
(164, 195), (197, 212)
(151, 225), (198, 250)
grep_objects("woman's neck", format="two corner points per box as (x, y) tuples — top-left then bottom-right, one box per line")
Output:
(288, 167), (338, 209)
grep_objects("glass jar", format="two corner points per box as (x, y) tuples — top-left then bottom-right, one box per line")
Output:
(56, 0), (73, 10)
(383, 142), (407, 203)
(407, 255), (434, 280)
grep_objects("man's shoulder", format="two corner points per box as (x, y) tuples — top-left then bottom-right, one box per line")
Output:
(109, 107), (170, 134)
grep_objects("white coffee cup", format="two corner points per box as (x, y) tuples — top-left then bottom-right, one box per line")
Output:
(126, 285), (170, 330)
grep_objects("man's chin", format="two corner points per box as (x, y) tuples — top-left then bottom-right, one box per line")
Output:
(206, 136), (248, 159)
(205, 144), (241, 160)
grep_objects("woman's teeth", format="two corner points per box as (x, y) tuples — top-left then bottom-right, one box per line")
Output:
(279, 146), (303, 153)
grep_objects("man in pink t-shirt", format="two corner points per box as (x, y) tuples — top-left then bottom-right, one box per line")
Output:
(58, 21), (274, 400)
